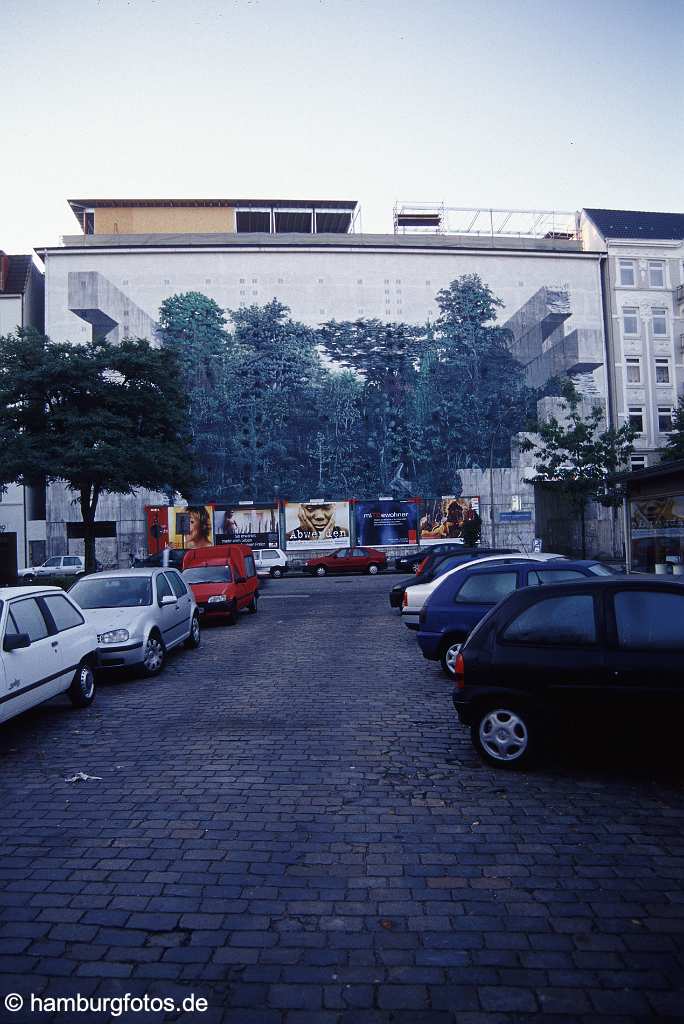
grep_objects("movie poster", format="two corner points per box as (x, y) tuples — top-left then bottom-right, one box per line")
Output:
(419, 496), (481, 545)
(214, 505), (279, 549)
(354, 500), (418, 547)
(145, 506), (169, 554)
(285, 501), (351, 550)
(168, 505), (214, 549)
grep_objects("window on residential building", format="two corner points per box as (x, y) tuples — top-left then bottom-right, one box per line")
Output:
(655, 358), (671, 384)
(630, 455), (647, 470)
(658, 406), (674, 433)
(622, 307), (639, 336)
(628, 407), (644, 433)
(652, 308), (668, 336)
(618, 259), (636, 286)
(648, 261), (666, 288)
(625, 357), (641, 384)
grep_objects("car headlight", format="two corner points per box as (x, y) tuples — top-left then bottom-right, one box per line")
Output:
(98, 629), (130, 644)
(208, 595), (227, 604)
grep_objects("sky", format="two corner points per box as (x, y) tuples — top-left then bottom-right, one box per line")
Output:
(1, 0), (683, 254)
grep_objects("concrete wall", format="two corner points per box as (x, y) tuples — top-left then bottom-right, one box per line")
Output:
(94, 207), (236, 235)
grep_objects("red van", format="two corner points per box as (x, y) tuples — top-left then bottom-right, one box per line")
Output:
(181, 545), (259, 624)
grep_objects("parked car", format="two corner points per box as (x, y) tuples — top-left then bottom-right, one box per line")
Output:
(394, 543), (469, 574)
(254, 548), (289, 578)
(17, 555), (86, 581)
(389, 548), (518, 608)
(305, 547), (387, 576)
(135, 548), (186, 569)
(182, 544), (260, 622)
(0, 586), (98, 726)
(418, 559), (616, 676)
(401, 552), (566, 629)
(68, 568), (200, 676)
(451, 576), (684, 769)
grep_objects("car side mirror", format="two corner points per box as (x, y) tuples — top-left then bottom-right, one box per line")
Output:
(160, 594), (176, 606)
(4, 632), (31, 652)
(236, 576), (246, 584)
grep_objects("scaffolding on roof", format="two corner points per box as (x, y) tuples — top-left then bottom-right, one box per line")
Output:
(393, 202), (580, 240)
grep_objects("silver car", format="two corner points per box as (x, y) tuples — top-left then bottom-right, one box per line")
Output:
(68, 568), (200, 676)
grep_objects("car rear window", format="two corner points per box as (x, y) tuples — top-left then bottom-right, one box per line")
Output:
(503, 594), (596, 646)
(527, 569), (588, 585)
(454, 572), (518, 604)
(614, 590), (684, 650)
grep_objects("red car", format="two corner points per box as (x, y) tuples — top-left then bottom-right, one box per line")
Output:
(305, 547), (387, 577)
(182, 544), (259, 623)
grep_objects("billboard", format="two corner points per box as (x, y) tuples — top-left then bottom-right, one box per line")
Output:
(285, 500), (350, 550)
(214, 505), (279, 549)
(419, 496), (481, 544)
(168, 505), (214, 549)
(145, 506), (169, 554)
(354, 500), (418, 547)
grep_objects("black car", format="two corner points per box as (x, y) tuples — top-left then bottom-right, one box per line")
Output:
(389, 548), (518, 607)
(394, 544), (472, 574)
(452, 577), (684, 770)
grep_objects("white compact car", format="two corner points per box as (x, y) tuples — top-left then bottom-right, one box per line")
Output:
(254, 548), (289, 578)
(0, 586), (98, 726)
(68, 568), (200, 676)
(401, 553), (566, 628)
(17, 555), (85, 581)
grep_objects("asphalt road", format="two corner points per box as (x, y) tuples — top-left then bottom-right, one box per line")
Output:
(0, 574), (683, 1023)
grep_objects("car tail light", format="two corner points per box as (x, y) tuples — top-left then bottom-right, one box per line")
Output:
(402, 591), (409, 608)
(454, 652), (465, 689)
(415, 558), (427, 574)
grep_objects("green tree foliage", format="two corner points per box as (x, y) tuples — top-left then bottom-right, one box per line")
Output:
(158, 292), (230, 493)
(0, 329), (196, 570)
(661, 397), (684, 462)
(423, 275), (535, 483)
(520, 381), (636, 556)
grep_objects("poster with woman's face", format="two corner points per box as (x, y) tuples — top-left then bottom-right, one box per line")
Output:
(419, 496), (480, 544)
(285, 501), (350, 549)
(169, 505), (214, 549)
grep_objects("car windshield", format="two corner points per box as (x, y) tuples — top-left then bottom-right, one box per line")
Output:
(69, 577), (152, 608)
(183, 567), (232, 584)
(587, 563), (617, 576)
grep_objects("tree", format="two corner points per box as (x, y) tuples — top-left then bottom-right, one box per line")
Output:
(661, 398), (684, 461)
(0, 329), (196, 571)
(520, 381), (636, 557)
(318, 318), (425, 491)
(158, 292), (231, 494)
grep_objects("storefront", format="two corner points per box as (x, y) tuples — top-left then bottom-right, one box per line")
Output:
(621, 459), (684, 574)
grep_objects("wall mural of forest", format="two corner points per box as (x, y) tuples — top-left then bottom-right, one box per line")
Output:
(156, 274), (568, 502)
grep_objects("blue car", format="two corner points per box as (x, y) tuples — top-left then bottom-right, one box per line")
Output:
(417, 559), (616, 677)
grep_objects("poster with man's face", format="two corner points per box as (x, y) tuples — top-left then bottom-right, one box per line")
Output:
(419, 496), (480, 544)
(169, 505), (214, 549)
(214, 505), (279, 549)
(285, 501), (351, 549)
(354, 500), (418, 547)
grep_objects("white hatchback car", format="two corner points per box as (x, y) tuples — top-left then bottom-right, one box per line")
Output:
(0, 586), (98, 726)
(254, 548), (289, 578)
(401, 553), (567, 628)
(68, 568), (200, 676)
(17, 555), (85, 581)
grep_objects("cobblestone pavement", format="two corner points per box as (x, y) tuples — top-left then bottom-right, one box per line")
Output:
(1, 574), (684, 1024)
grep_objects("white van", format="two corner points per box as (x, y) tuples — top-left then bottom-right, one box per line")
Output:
(253, 549), (289, 578)
(0, 587), (98, 725)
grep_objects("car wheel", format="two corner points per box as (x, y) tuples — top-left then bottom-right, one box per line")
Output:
(248, 595), (258, 614)
(69, 659), (96, 707)
(368, 564), (379, 575)
(184, 613), (201, 649)
(271, 567), (283, 578)
(141, 631), (165, 676)
(471, 704), (535, 770)
(22, 574), (35, 583)
(440, 639), (464, 677)
(315, 566), (327, 577)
